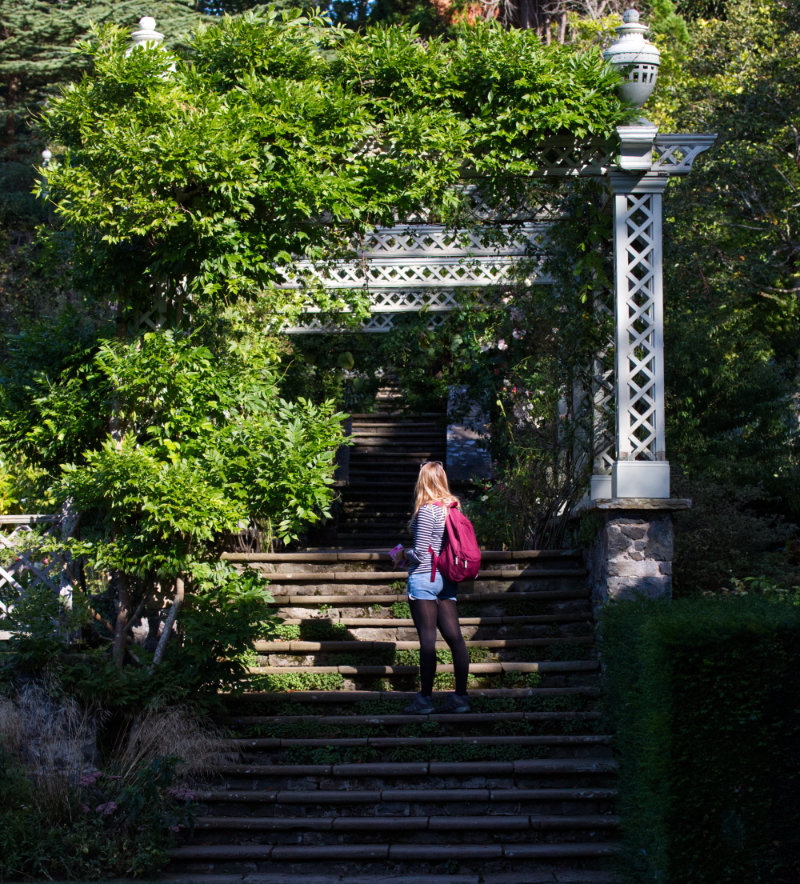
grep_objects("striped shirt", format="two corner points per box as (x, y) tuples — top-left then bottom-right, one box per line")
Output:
(406, 503), (447, 576)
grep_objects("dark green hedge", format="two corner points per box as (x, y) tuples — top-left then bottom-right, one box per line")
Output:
(601, 596), (800, 883)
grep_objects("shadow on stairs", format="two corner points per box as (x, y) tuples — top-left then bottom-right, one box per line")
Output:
(164, 549), (620, 884)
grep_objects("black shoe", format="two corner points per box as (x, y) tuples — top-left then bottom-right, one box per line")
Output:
(438, 692), (471, 713)
(403, 693), (434, 715)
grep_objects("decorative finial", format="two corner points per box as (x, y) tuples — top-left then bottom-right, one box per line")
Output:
(127, 15), (165, 53)
(603, 9), (661, 108)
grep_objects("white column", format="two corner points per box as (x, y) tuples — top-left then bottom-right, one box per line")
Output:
(609, 171), (670, 499)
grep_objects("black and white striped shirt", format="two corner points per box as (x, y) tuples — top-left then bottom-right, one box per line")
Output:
(406, 503), (447, 576)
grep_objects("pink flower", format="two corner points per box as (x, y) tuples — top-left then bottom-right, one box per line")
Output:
(512, 328), (525, 339)
(497, 339), (508, 351)
(80, 803), (90, 814)
(96, 801), (118, 816)
(170, 824), (185, 832)
(79, 771), (102, 787)
(168, 787), (196, 801)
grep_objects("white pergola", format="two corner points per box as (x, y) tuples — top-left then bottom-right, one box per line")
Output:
(129, 11), (714, 504)
(285, 12), (713, 504)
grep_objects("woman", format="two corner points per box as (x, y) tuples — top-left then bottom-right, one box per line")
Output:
(390, 461), (471, 714)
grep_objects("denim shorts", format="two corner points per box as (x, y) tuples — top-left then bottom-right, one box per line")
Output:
(407, 567), (458, 601)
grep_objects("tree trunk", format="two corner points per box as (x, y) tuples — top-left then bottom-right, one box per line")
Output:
(112, 572), (131, 667)
(152, 576), (185, 666)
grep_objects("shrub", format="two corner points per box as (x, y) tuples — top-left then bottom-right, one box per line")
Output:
(671, 471), (799, 596)
(0, 685), (202, 880)
(601, 596), (800, 883)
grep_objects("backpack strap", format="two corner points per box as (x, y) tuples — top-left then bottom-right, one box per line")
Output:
(428, 545), (437, 582)
(427, 501), (446, 581)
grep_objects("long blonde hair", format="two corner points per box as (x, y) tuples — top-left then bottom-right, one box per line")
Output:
(410, 462), (459, 524)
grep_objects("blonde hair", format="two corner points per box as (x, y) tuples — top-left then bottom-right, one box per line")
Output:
(411, 462), (459, 524)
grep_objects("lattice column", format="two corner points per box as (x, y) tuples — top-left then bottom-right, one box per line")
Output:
(590, 286), (616, 499)
(609, 172), (670, 498)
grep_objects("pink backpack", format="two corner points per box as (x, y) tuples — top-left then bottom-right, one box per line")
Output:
(429, 501), (481, 583)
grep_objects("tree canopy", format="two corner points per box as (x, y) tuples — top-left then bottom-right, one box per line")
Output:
(37, 9), (631, 325)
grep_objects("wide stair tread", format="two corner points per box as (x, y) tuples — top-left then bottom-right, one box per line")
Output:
(336, 411), (445, 544)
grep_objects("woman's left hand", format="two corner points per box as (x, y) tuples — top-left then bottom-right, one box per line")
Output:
(390, 548), (407, 568)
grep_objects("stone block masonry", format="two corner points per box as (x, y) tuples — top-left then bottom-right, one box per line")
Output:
(581, 499), (691, 610)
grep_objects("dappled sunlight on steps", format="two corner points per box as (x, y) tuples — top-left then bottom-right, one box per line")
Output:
(165, 549), (620, 882)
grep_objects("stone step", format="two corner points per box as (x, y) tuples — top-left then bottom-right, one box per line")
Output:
(210, 757), (617, 779)
(194, 790), (619, 825)
(349, 456), (444, 467)
(277, 612), (591, 627)
(350, 411), (445, 420)
(334, 517), (407, 527)
(225, 688), (602, 721)
(259, 571), (585, 587)
(247, 661), (599, 677)
(348, 455), (442, 466)
(232, 734), (611, 750)
(193, 785), (618, 807)
(255, 570), (585, 582)
(349, 457), (441, 467)
(224, 710), (603, 728)
(230, 686), (602, 704)
(160, 871), (620, 884)
(169, 841), (620, 863)
(336, 517), (412, 529)
(339, 507), (410, 517)
(224, 550), (583, 568)
(271, 628), (592, 646)
(267, 590), (590, 607)
(192, 813), (621, 834)
(338, 490), (413, 502)
(348, 442), (439, 452)
(336, 478), (423, 489)
(350, 426), (445, 436)
(348, 440), (443, 449)
(253, 637), (592, 653)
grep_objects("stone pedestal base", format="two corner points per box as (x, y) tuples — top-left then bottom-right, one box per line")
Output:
(581, 498), (691, 610)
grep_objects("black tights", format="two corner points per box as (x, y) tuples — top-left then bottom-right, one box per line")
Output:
(409, 598), (470, 697)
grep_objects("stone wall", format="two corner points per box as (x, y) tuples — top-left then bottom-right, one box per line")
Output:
(582, 499), (691, 613)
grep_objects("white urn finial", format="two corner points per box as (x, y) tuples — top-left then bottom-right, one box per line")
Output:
(127, 15), (164, 54)
(604, 9), (661, 107)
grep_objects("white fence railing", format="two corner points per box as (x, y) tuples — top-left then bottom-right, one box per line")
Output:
(0, 515), (64, 634)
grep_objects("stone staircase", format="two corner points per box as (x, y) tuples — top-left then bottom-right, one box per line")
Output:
(168, 550), (620, 883)
(336, 413), (447, 548)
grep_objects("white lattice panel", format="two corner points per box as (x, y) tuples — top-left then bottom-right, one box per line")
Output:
(613, 184), (666, 463)
(0, 518), (60, 617)
(287, 255), (550, 293)
(592, 289), (616, 475)
(652, 135), (716, 174)
(282, 219), (553, 331)
(460, 189), (559, 222)
(362, 223), (550, 257)
(287, 311), (449, 334)
(537, 140), (615, 177)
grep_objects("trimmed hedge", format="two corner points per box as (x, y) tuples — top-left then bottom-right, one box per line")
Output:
(601, 596), (800, 883)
